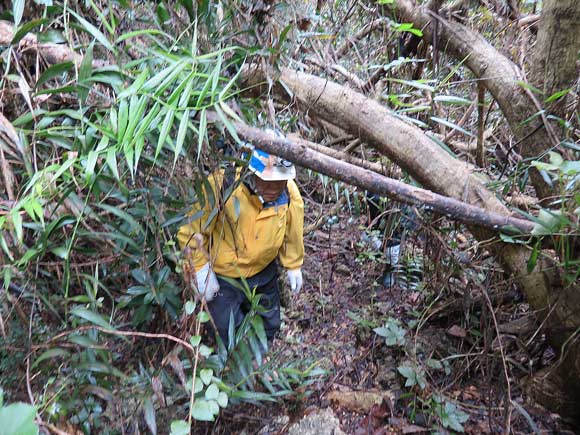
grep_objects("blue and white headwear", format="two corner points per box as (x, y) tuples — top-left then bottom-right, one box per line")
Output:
(245, 130), (296, 181)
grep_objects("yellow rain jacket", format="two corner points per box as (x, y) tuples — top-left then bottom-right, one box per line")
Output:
(177, 170), (304, 278)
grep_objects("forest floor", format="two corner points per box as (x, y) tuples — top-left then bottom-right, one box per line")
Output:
(202, 185), (572, 435)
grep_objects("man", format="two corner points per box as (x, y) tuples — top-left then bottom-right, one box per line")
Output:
(177, 145), (304, 346)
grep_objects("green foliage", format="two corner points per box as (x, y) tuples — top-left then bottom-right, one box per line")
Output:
(374, 317), (407, 347)
(434, 397), (470, 433)
(0, 390), (39, 435)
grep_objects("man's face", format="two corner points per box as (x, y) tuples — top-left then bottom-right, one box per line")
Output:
(253, 176), (287, 202)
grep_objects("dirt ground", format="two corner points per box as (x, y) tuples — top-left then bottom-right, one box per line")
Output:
(202, 191), (574, 435)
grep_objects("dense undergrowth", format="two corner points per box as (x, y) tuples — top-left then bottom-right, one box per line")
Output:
(1, 0), (580, 434)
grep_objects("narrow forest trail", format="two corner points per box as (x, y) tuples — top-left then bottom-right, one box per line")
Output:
(206, 191), (569, 435)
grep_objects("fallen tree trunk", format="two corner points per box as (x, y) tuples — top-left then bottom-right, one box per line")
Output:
(230, 123), (535, 233)
(240, 66), (580, 423)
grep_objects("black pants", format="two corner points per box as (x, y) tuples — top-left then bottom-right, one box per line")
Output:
(207, 262), (281, 347)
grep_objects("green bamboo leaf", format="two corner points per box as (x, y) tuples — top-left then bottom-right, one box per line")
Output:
(34, 61), (75, 90)
(123, 95), (147, 145)
(13, 0), (25, 26)
(115, 29), (170, 44)
(95, 203), (144, 235)
(156, 109), (175, 158)
(12, 18), (48, 45)
(85, 150), (99, 181)
(197, 109), (206, 161)
(210, 54), (222, 103)
(434, 95), (472, 105)
(134, 135), (145, 174)
(430, 116), (474, 138)
(69, 9), (115, 52)
(117, 98), (128, 142)
(389, 78), (435, 92)
(10, 211), (23, 243)
(118, 68), (149, 99)
(153, 61), (189, 96)
(134, 102), (161, 139)
(106, 148), (119, 180)
(173, 109), (190, 167)
(142, 64), (174, 92)
(76, 362), (126, 378)
(214, 105), (240, 143)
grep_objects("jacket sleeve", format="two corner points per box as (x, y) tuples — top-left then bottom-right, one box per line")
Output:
(177, 171), (222, 270)
(278, 180), (304, 270)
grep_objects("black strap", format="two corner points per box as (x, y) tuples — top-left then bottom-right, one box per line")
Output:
(218, 164), (237, 209)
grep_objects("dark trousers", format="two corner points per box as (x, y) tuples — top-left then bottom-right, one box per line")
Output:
(207, 262), (281, 348)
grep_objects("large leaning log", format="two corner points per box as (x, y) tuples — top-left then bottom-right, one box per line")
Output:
(223, 122), (535, 233)
(374, 0), (573, 201)
(241, 66), (580, 423)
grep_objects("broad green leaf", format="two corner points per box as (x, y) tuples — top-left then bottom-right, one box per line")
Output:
(199, 369), (213, 385)
(205, 384), (219, 401)
(11, 211), (23, 244)
(106, 148), (119, 180)
(199, 344), (212, 357)
(85, 150), (99, 182)
(531, 209), (563, 236)
(185, 300), (196, 315)
(190, 399), (214, 422)
(117, 98), (128, 142)
(0, 403), (38, 435)
(197, 310), (210, 323)
(217, 392), (228, 408)
(31, 348), (70, 370)
(71, 307), (113, 329)
(169, 420), (189, 435)
(190, 335), (202, 346)
(78, 42), (94, 103)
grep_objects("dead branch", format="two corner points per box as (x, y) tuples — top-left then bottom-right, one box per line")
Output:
(0, 20), (106, 67)
(289, 133), (390, 176)
(335, 18), (390, 59)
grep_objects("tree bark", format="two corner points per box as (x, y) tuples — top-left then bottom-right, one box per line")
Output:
(241, 66), (580, 423)
(375, 0), (557, 200)
(529, 0), (580, 123)
(228, 123), (535, 233)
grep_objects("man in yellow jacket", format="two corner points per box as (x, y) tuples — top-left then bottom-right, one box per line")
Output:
(177, 146), (304, 345)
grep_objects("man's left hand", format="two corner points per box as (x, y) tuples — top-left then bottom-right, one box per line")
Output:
(287, 269), (303, 293)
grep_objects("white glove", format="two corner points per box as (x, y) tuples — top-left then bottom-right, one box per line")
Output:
(287, 269), (303, 293)
(195, 263), (220, 302)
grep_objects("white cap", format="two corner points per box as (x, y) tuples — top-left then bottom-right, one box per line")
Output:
(248, 148), (296, 181)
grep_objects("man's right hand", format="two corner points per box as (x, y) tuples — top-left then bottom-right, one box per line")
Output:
(195, 263), (220, 302)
